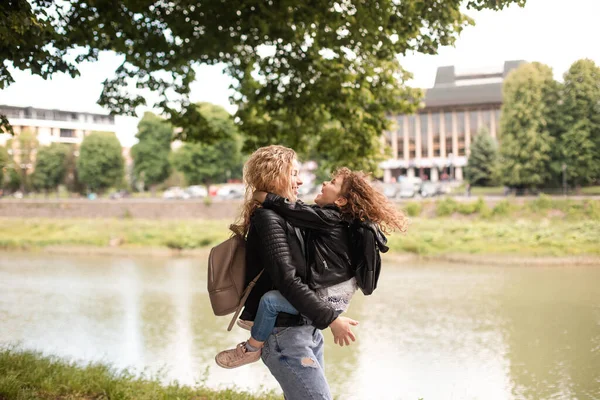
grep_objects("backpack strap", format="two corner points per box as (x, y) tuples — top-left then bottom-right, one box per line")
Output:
(227, 269), (265, 331)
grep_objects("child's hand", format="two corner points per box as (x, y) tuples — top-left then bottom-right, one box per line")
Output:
(253, 191), (268, 204)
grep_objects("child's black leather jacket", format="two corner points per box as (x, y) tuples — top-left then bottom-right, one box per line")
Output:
(263, 194), (355, 290)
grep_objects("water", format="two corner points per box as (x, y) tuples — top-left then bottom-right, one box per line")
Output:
(0, 252), (598, 400)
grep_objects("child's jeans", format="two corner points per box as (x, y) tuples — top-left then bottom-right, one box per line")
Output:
(251, 290), (299, 342)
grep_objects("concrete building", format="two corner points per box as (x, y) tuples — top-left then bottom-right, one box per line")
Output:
(0, 105), (116, 147)
(381, 60), (525, 183)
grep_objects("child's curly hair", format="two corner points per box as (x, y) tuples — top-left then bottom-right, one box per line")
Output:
(334, 167), (408, 235)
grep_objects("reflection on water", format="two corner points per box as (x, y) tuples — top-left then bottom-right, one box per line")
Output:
(0, 252), (598, 400)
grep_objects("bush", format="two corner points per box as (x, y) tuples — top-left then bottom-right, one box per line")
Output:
(584, 200), (600, 220)
(527, 194), (553, 212)
(404, 202), (422, 217)
(492, 200), (513, 217)
(436, 198), (458, 216)
(455, 198), (489, 216)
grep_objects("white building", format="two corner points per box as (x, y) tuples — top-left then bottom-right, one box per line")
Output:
(381, 60), (525, 183)
(0, 104), (116, 147)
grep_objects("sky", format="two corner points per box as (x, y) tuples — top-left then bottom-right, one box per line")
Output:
(1, 0), (599, 147)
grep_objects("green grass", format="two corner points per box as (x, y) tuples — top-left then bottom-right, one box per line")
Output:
(387, 218), (600, 256)
(0, 347), (280, 400)
(456, 185), (600, 196)
(0, 219), (231, 250)
(1, 198), (599, 257)
(470, 186), (505, 196)
(581, 186), (600, 195)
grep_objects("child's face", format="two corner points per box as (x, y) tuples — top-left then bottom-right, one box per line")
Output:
(314, 174), (345, 207)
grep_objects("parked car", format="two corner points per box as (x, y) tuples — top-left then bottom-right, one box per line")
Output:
(420, 182), (441, 198)
(216, 184), (244, 200)
(186, 185), (208, 198)
(381, 183), (401, 199)
(163, 186), (191, 200)
(109, 189), (130, 200)
(398, 180), (417, 198)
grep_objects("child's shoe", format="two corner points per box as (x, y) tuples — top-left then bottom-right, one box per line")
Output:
(215, 342), (261, 369)
(237, 319), (254, 331)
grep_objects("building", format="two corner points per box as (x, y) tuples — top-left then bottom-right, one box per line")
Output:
(0, 104), (116, 147)
(381, 60), (525, 182)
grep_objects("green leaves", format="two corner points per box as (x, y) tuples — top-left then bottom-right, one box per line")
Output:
(560, 59), (600, 187)
(77, 132), (124, 193)
(31, 143), (69, 192)
(562, 119), (598, 187)
(2, 0), (526, 169)
(499, 63), (554, 188)
(170, 103), (243, 187)
(131, 112), (172, 188)
(465, 128), (499, 186)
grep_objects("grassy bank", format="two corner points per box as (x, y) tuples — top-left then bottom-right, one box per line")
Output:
(1, 197), (599, 257)
(0, 348), (278, 400)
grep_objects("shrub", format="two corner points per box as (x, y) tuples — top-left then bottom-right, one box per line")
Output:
(404, 202), (422, 217)
(528, 194), (553, 212)
(436, 198), (458, 217)
(584, 200), (600, 220)
(456, 198), (488, 215)
(492, 200), (513, 217)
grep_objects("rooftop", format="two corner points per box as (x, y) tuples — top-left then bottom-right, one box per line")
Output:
(423, 60), (525, 109)
(0, 104), (115, 124)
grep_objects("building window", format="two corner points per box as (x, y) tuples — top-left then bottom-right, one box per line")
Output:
(456, 111), (466, 137)
(470, 110), (479, 135)
(60, 129), (75, 138)
(407, 115), (416, 160)
(432, 113), (441, 157)
(420, 114), (428, 158)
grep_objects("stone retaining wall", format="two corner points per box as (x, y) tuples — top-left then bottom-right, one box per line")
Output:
(0, 199), (242, 219)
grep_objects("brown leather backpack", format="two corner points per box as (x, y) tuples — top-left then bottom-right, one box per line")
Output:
(207, 234), (263, 331)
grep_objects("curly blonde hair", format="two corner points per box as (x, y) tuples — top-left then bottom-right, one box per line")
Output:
(335, 167), (408, 235)
(231, 145), (297, 237)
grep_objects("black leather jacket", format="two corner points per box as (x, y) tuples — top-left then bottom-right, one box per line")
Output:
(239, 207), (337, 330)
(262, 194), (354, 290)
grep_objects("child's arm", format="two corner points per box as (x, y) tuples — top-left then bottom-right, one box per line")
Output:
(253, 192), (339, 231)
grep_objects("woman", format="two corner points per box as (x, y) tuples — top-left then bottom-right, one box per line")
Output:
(230, 145), (357, 399)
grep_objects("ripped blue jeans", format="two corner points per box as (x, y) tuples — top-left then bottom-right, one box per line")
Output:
(261, 324), (332, 400)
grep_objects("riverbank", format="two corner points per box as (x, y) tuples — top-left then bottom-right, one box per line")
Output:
(0, 347), (279, 400)
(1, 196), (598, 261)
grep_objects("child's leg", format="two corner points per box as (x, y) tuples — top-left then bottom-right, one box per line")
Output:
(250, 290), (299, 344)
(214, 290), (299, 369)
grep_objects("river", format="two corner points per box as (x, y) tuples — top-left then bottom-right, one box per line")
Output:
(0, 252), (598, 400)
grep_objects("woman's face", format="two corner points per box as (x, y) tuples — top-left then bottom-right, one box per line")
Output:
(290, 159), (303, 199)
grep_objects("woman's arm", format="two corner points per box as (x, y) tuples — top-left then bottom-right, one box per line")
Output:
(254, 192), (339, 232)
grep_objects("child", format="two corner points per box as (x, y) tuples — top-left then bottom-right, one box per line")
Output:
(215, 168), (408, 368)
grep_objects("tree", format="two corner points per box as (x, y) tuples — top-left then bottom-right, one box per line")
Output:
(31, 143), (69, 195)
(77, 132), (124, 193)
(6, 129), (38, 192)
(63, 144), (85, 194)
(499, 63), (553, 191)
(560, 59), (600, 186)
(2, 0), (525, 170)
(171, 103), (243, 190)
(561, 120), (598, 189)
(0, 145), (9, 188)
(131, 112), (172, 193)
(465, 128), (498, 187)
